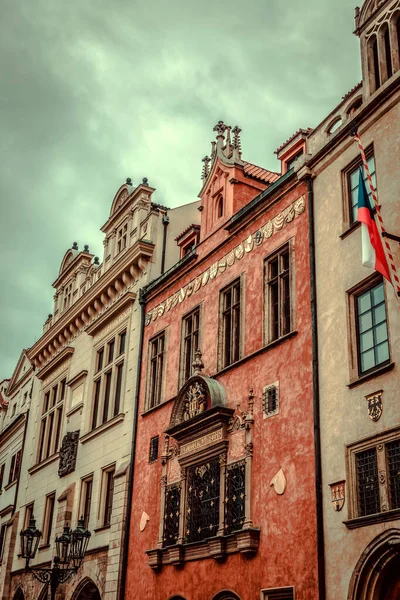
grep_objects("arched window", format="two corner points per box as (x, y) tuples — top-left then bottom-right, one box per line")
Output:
(326, 116), (342, 135)
(212, 592), (241, 600)
(216, 195), (223, 219)
(382, 24), (393, 79)
(346, 97), (363, 117)
(368, 35), (380, 92)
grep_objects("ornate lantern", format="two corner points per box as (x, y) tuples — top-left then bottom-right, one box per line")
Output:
(69, 518), (91, 570)
(55, 526), (72, 565)
(20, 517), (42, 564)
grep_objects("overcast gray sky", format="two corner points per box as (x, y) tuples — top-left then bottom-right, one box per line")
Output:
(0, 0), (360, 380)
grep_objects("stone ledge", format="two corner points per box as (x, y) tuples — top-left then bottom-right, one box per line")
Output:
(146, 527), (260, 571)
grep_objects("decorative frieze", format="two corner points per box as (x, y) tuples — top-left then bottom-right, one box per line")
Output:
(146, 196), (305, 324)
(180, 429), (223, 456)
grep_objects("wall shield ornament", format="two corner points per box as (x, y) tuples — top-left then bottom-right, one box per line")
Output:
(58, 430), (79, 477)
(329, 480), (345, 511)
(366, 391), (383, 422)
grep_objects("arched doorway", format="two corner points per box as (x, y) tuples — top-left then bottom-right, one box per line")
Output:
(13, 589), (24, 600)
(71, 578), (101, 600)
(212, 592), (241, 600)
(349, 529), (400, 600)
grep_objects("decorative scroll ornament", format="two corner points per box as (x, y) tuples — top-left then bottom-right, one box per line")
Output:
(145, 196), (305, 325)
(270, 468), (286, 495)
(330, 481), (345, 511)
(366, 391), (383, 422)
(140, 511), (150, 532)
(58, 430), (79, 477)
(183, 381), (207, 421)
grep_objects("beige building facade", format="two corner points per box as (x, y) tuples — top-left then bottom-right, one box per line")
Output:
(305, 1), (400, 598)
(8, 179), (198, 600)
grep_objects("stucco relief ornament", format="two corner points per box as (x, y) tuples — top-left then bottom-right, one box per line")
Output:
(58, 430), (79, 477)
(330, 481), (345, 511)
(366, 391), (383, 422)
(183, 381), (207, 421)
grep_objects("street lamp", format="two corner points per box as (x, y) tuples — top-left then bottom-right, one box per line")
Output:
(20, 516), (91, 600)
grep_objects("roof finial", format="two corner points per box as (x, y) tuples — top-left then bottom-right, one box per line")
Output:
(72, 242), (78, 250)
(126, 177), (132, 185)
(192, 349), (204, 376)
(201, 156), (211, 180)
(94, 256), (100, 265)
(213, 120), (227, 138)
(232, 125), (242, 159)
(84, 244), (89, 252)
(142, 177), (149, 186)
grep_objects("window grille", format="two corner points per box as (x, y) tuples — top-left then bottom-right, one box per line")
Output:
(163, 483), (181, 547)
(263, 384), (279, 417)
(225, 461), (245, 534)
(387, 440), (400, 510)
(149, 436), (159, 463)
(356, 448), (380, 516)
(185, 459), (220, 543)
(261, 587), (295, 600)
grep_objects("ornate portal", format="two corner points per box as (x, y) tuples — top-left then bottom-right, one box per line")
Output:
(58, 430), (79, 477)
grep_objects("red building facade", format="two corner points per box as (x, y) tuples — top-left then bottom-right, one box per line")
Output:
(124, 123), (318, 600)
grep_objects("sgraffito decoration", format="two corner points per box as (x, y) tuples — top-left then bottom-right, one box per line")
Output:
(58, 430), (79, 477)
(145, 195), (305, 325)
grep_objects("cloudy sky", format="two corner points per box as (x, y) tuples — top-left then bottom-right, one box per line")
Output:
(0, 0), (361, 380)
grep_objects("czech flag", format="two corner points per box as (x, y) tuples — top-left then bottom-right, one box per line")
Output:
(357, 169), (391, 282)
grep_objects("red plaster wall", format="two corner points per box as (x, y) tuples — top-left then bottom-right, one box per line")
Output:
(125, 180), (318, 600)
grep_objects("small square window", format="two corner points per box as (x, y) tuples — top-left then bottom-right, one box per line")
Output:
(263, 383), (279, 418)
(149, 436), (159, 463)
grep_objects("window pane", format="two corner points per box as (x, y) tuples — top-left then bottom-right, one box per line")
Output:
(373, 304), (386, 326)
(107, 340), (115, 364)
(102, 371), (112, 424)
(387, 440), (400, 510)
(371, 282), (384, 306)
(356, 448), (380, 516)
(360, 330), (374, 352)
(359, 312), (372, 333)
(114, 363), (123, 416)
(97, 349), (104, 372)
(358, 291), (371, 314)
(361, 349), (375, 372)
(119, 331), (126, 355)
(375, 341), (389, 365)
(375, 322), (388, 345)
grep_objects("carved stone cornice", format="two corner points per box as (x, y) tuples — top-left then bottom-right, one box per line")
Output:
(28, 239), (154, 371)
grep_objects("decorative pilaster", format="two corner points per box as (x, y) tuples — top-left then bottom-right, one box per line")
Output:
(176, 467), (187, 545)
(217, 452), (227, 537)
(244, 388), (254, 528)
(157, 435), (169, 549)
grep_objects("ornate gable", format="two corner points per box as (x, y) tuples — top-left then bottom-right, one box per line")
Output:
(356, 0), (391, 32)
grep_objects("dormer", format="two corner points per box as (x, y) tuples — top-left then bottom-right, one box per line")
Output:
(51, 243), (94, 325)
(198, 122), (279, 240)
(354, 0), (400, 99)
(275, 128), (313, 175)
(100, 177), (157, 271)
(175, 224), (201, 259)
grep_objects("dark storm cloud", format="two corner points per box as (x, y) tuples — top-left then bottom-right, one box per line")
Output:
(0, 0), (360, 379)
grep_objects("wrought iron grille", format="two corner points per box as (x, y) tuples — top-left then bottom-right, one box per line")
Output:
(185, 458), (220, 543)
(225, 460), (245, 534)
(356, 448), (380, 516)
(163, 483), (181, 547)
(387, 440), (400, 510)
(149, 435), (159, 463)
(263, 385), (278, 416)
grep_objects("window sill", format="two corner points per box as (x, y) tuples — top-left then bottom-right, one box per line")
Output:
(146, 527), (260, 571)
(93, 525), (111, 534)
(348, 362), (395, 389)
(4, 481), (17, 491)
(28, 453), (60, 475)
(38, 544), (51, 552)
(80, 413), (125, 444)
(340, 221), (360, 240)
(142, 396), (176, 418)
(66, 402), (84, 418)
(344, 507), (400, 529)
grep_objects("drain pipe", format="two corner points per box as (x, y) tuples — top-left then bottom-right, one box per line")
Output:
(120, 287), (146, 600)
(161, 214), (169, 275)
(307, 175), (326, 600)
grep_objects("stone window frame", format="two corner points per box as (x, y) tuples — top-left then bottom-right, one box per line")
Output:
(36, 375), (67, 465)
(263, 239), (295, 346)
(97, 464), (116, 529)
(345, 425), (400, 528)
(341, 145), (376, 229)
(79, 474), (94, 529)
(90, 326), (127, 431)
(40, 492), (56, 548)
(346, 273), (392, 385)
(217, 275), (245, 371)
(179, 304), (202, 389)
(8, 449), (22, 486)
(145, 329), (168, 411)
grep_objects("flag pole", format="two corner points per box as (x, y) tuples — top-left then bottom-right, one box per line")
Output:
(351, 127), (400, 297)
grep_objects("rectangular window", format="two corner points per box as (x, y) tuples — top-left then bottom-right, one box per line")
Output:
(24, 503), (34, 530)
(265, 244), (292, 343)
(261, 587), (295, 600)
(80, 476), (93, 529)
(37, 378), (66, 463)
(8, 449), (21, 485)
(0, 464), (5, 490)
(185, 458), (220, 543)
(147, 332), (165, 410)
(355, 280), (389, 375)
(348, 429), (400, 521)
(163, 483), (181, 547)
(149, 436), (159, 463)
(225, 460), (246, 534)
(102, 467), (115, 527)
(91, 330), (127, 430)
(42, 493), (56, 545)
(348, 154), (376, 225)
(180, 307), (200, 384)
(0, 523), (6, 561)
(220, 279), (241, 368)
(263, 382), (279, 418)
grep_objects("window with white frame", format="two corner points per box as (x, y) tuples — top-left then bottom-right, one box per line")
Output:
(41, 493), (56, 546)
(8, 449), (21, 485)
(100, 465), (115, 527)
(37, 378), (66, 463)
(91, 329), (126, 430)
(79, 475), (93, 529)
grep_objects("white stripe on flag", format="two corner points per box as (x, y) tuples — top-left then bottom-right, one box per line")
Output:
(361, 222), (375, 268)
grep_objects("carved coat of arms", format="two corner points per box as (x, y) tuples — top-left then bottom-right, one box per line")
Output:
(58, 430), (79, 477)
(330, 481), (345, 512)
(183, 382), (207, 421)
(367, 392), (383, 422)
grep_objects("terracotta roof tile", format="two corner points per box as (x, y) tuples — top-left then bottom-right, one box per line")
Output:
(274, 128), (313, 155)
(242, 161), (280, 184)
(175, 223), (200, 242)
